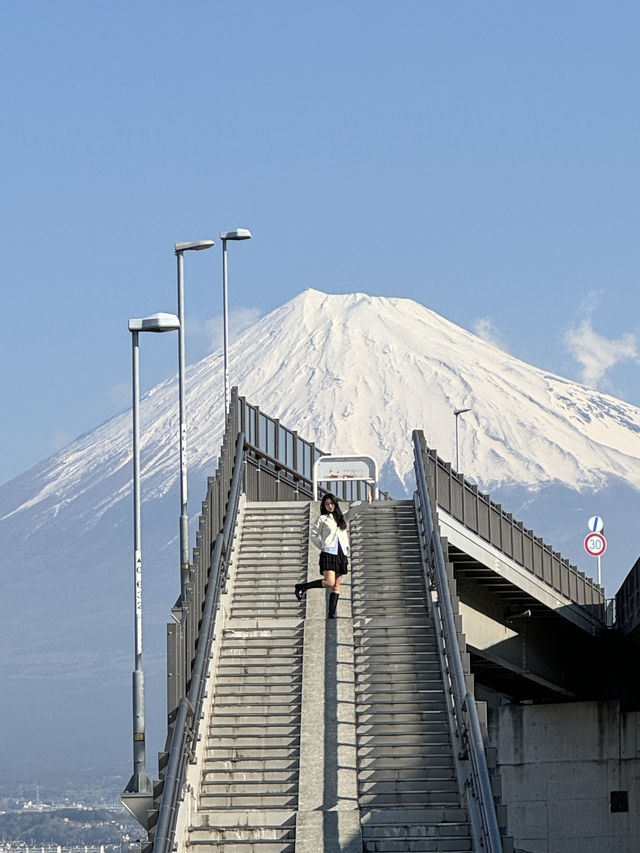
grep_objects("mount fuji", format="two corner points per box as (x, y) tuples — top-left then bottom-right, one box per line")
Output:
(2, 288), (640, 786)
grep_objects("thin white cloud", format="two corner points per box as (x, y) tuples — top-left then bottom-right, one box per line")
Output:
(472, 316), (508, 351)
(47, 430), (75, 454)
(564, 295), (638, 389)
(188, 307), (262, 360)
(109, 381), (130, 412)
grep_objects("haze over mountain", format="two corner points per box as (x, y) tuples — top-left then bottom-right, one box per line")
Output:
(2, 288), (640, 785)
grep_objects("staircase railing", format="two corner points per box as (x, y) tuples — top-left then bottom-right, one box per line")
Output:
(152, 430), (246, 853)
(422, 442), (604, 615)
(413, 429), (503, 853)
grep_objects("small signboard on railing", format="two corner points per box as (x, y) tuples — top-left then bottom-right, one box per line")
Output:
(313, 454), (378, 500)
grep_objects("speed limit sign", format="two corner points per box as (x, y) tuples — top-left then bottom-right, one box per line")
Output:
(584, 532), (607, 557)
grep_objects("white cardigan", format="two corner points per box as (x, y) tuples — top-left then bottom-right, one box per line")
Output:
(310, 512), (351, 556)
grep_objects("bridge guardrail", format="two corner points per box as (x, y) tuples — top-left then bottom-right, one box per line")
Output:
(153, 430), (245, 853)
(413, 430), (504, 853)
(423, 444), (605, 614)
(235, 389), (386, 504)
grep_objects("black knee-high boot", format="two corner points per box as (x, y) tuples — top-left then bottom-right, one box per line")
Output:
(295, 578), (324, 601)
(328, 592), (339, 619)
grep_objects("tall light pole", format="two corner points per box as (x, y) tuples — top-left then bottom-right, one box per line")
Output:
(174, 240), (215, 602)
(454, 407), (472, 472)
(220, 229), (252, 416)
(123, 312), (180, 828)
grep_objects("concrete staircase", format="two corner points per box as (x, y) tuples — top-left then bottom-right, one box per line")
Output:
(179, 498), (499, 851)
(350, 500), (473, 852)
(186, 502), (309, 852)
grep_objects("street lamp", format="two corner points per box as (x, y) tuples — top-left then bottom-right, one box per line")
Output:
(220, 229), (252, 416)
(123, 312), (180, 828)
(174, 240), (215, 602)
(454, 407), (472, 472)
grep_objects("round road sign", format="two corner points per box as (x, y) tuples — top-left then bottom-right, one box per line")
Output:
(584, 532), (607, 557)
(588, 516), (604, 533)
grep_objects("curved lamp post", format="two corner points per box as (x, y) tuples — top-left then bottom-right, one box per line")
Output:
(122, 312), (180, 829)
(174, 240), (215, 603)
(454, 407), (472, 472)
(220, 229), (251, 416)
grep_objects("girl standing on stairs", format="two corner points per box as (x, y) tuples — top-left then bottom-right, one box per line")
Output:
(294, 493), (350, 619)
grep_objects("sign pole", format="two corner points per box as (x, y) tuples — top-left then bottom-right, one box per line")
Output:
(585, 517), (606, 588)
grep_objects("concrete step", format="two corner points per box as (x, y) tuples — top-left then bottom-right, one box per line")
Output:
(354, 662), (442, 676)
(218, 649), (303, 661)
(207, 725), (301, 737)
(360, 807), (469, 826)
(229, 606), (302, 618)
(207, 735), (300, 748)
(363, 822), (470, 840)
(200, 781), (299, 795)
(356, 696), (446, 709)
(354, 668), (443, 682)
(354, 613), (434, 625)
(357, 729), (451, 744)
(204, 746), (300, 760)
(358, 768), (456, 783)
(355, 639), (437, 653)
(234, 558), (306, 567)
(358, 778), (459, 796)
(357, 743), (453, 759)
(209, 704), (302, 716)
(191, 809), (296, 831)
(356, 712), (448, 726)
(351, 577), (425, 587)
(215, 662), (303, 674)
(357, 732), (451, 748)
(213, 686), (302, 698)
(354, 652), (441, 666)
(222, 627), (304, 637)
(214, 681), (301, 692)
(351, 579), (425, 590)
(358, 755), (454, 771)
(187, 841), (295, 852)
(199, 793), (298, 809)
(353, 555), (422, 565)
(355, 625), (434, 638)
(362, 836), (471, 852)
(359, 791), (461, 809)
(204, 758), (299, 772)
(353, 605), (430, 617)
(355, 622), (433, 634)
(188, 824), (295, 844)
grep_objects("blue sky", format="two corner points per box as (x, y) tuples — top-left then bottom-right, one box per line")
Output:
(2, 1), (640, 485)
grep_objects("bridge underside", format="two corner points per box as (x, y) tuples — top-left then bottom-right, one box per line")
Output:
(439, 516), (614, 704)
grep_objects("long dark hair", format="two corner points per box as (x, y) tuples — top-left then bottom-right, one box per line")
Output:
(320, 492), (347, 530)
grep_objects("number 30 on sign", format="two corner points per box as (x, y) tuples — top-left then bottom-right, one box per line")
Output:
(584, 532), (607, 557)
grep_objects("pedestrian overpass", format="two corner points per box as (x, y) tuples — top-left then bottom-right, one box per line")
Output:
(124, 389), (640, 852)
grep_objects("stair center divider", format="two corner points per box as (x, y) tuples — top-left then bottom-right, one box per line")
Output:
(296, 500), (362, 852)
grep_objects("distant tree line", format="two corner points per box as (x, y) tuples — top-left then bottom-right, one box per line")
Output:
(0, 808), (135, 845)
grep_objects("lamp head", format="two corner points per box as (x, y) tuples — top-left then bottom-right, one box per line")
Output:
(129, 312), (180, 333)
(220, 228), (252, 241)
(174, 240), (215, 254)
(454, 407), (472, 417)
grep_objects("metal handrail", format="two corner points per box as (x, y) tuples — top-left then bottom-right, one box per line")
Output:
(413, 430), (503, 853)
(424, 445), (604, 610)
(153, 431), (246, 853)
(242, 439), (390, 502)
